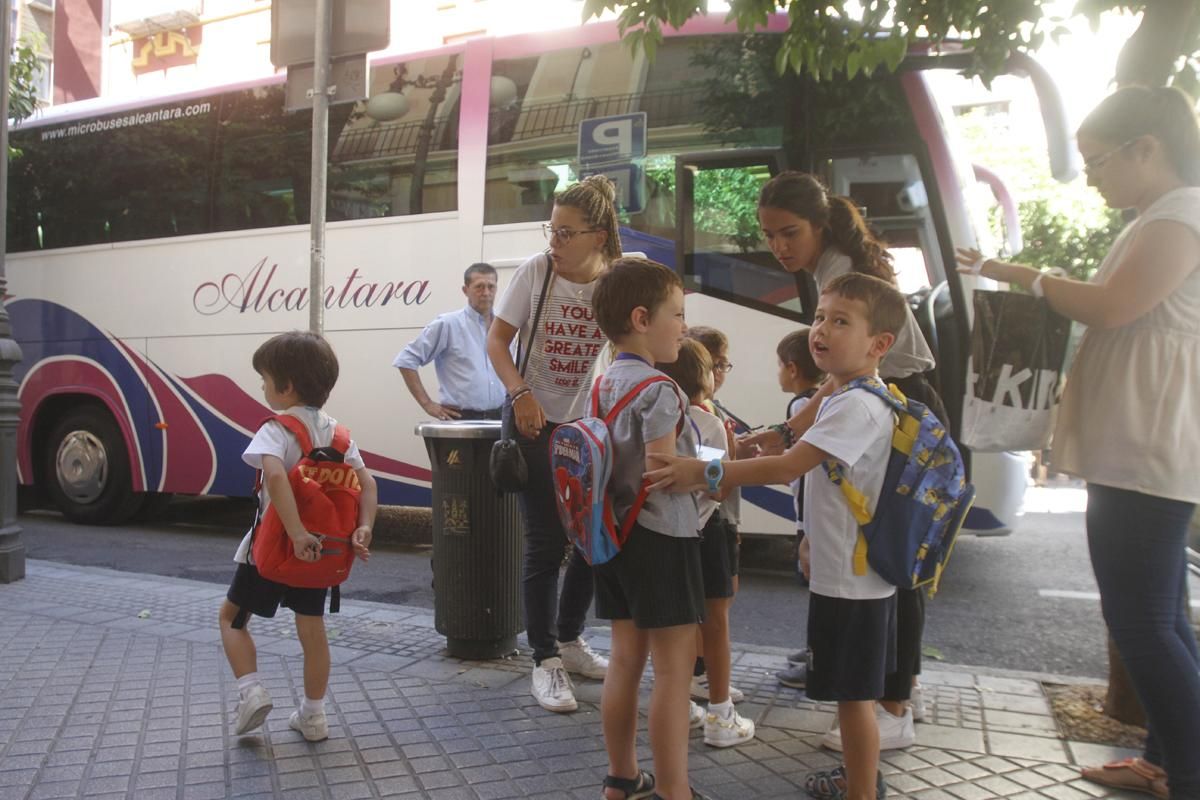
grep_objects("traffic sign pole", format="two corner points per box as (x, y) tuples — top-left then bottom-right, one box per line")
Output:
(309, 0), (332, 335)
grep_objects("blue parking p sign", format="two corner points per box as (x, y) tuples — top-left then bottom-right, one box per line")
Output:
(578, 113), (647, 165)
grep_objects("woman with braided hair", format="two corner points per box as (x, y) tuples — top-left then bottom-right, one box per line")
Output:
(487, 175), (621, 714)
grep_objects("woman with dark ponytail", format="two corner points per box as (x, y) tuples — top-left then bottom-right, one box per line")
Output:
(958, 86), (1200, 800)
(750, 171), (939, 757)
(756, 172), (936, 381)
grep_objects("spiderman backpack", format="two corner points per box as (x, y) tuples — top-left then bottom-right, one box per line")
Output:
(550, 374), (682, 566)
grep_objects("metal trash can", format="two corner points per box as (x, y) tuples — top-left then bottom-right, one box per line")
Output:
(415, 420), (524, 659)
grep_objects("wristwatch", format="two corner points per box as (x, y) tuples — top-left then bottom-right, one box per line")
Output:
(704, 458), (724, 493)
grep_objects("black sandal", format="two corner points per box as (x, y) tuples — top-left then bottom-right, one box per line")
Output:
(650, 791), (709, 799)
(602, 770), (655, 799)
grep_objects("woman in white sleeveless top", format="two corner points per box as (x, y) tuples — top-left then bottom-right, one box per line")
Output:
(957, 87), (1200, 800)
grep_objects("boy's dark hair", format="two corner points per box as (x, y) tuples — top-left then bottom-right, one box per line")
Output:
(592, 257), (682, 340)
(776, 328), (823, 383)
(657, 339), (712, 401)
(252, 331), (340, 408)
(821, 272), (908, 338)
(686, 325), (728, 358)
(463, 262), (497, 285)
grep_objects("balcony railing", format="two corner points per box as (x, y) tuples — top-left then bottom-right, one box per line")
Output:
(332, 87), (708, 163)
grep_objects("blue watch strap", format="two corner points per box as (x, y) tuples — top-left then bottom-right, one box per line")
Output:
(705, 458), (724, 492)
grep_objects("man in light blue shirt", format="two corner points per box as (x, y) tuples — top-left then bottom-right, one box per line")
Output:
(394, 263), (506, 420)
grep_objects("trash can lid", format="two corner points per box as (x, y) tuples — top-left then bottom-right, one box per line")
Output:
(414, 420), (503, 439)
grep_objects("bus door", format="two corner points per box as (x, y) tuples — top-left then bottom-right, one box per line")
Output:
(673, 149), (814, 323)
(822, 153), (964, 423)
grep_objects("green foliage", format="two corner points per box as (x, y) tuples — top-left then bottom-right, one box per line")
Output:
(8, 34), (46, 160)
(10, 34), (44, 123)
(583, 0), (1058, 85)
(956, 107), (1125, 284)
(582, 1), (1200, 94)
(645, 164), (765, 252)
(1011, 199), (1125, 282)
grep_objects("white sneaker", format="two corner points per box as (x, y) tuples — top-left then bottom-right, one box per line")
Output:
(557, 638), (609, 680)
(704, 707), (755, 748)
(689, 675), (744, 703)
(910, 683), (927, 722)
(689, 700), (705, 729)
(288, 709), (329, 742)
(821, 705), (915, 752)
(531, 657), (577, 713)
(234, 684), (272, 735)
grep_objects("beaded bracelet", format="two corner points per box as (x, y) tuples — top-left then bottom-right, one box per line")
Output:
(769, 422), (796, 448)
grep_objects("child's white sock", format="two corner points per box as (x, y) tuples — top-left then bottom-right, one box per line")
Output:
(708, 699), (734, 719)
(301, 696), (325, 717)
(236, 672), (261, 698)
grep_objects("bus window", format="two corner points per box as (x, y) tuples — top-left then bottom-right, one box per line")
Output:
(484, 35), (788, 226)
(212, 86), (311, 232)
(8, 96), (219, 250)
(331, 54), (461, 218)
(675, 152), (812, 321)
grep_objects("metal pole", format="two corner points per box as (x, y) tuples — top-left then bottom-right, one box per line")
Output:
(0, 0), (26, 582)
(309, 0), (332, 334)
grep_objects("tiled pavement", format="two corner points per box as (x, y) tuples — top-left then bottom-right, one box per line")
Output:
(0, 561), (1148, 799)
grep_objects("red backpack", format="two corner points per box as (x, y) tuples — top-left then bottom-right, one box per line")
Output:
(250, 415), (361, 595)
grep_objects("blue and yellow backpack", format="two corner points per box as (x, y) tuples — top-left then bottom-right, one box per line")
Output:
(823, 376), (975, 597)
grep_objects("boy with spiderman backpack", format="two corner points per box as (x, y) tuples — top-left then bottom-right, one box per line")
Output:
(583, 258), (709, 800)
(219, 332), (377, 743)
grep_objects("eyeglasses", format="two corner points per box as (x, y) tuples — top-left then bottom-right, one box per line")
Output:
(713, 361), (734, 374)
(1083, 139), (1138, 177)
(542, 224), (602, 243)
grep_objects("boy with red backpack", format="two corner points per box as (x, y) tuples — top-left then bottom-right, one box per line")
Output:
(218, 331), (377, 742)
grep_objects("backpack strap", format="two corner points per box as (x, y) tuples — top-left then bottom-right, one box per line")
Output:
(822, 376), (907, 578)
(600, 375), (677, 426)
(597, 375), (687, 545)
(269, 414), (315, 454)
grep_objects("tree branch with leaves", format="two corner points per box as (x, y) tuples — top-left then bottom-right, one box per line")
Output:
(583, 1), (1199, 93)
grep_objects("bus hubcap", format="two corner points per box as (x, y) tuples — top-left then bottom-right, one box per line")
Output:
(56, 431), (108, 504)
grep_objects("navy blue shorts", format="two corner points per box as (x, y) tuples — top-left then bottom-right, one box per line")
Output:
(699, 513), (739, 599)
(226, 562), (327, 625)
(594, 523), (705, 629)
(806, 592), (897, 702)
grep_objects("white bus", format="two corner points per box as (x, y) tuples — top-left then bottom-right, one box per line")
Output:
(5, 14), (1073, 534)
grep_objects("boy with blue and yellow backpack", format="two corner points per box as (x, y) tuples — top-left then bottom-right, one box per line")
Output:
(646, 273), (972, 800)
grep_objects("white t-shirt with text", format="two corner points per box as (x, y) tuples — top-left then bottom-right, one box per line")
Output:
(494, 253), (607, 423)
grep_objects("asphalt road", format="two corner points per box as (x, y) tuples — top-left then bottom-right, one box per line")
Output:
(17, 492), (1198, 680)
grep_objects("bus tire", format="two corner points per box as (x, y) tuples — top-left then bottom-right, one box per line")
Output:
(43, 406), (144, 525)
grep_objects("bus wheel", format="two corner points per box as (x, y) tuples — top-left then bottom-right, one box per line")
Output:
(43, 407), (144, 525)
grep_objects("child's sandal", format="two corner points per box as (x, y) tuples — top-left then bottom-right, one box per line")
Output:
(805, 765), (888, 800)
(602, 770), (655, 800)
(649, 791), (710, 800)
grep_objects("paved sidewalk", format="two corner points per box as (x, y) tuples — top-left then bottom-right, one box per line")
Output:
(0, 561), (1146, 800)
